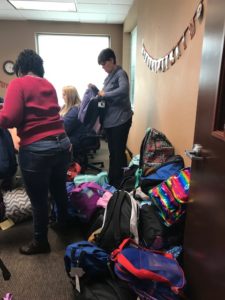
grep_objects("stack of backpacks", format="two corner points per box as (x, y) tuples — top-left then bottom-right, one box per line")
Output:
(63, 127), (191, 299)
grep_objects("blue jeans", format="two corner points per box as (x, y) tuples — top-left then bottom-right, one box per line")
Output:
(18, 137), (71, 243)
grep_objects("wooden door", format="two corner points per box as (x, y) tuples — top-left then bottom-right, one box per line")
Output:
(183, 0), (225, 299)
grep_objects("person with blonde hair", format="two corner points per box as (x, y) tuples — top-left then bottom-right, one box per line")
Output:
(60, 85), (81, 117)
(60, 85), (94, 158)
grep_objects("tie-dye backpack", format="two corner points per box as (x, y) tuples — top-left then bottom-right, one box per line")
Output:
(149, 167), (191, 226)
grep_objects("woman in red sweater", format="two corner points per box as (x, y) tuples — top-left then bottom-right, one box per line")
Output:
(0, 49), (71, 255)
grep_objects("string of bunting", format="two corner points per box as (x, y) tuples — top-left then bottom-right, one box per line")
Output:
(141, 0), (204, 73)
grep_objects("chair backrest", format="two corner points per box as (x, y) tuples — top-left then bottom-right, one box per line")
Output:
(79, 134), (101, 152)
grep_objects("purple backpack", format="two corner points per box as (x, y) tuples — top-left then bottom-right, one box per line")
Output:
(69, 182), (106, 222)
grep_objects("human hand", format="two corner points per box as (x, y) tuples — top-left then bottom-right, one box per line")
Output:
(98, 90), (105, 97)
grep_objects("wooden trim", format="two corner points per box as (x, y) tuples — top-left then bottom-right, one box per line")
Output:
(212, 130), (225, 141)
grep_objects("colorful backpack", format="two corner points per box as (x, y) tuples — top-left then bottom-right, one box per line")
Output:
(111, 238), (185, 300)
(149, 167), (191, 226)
(138, 128), (174, 176)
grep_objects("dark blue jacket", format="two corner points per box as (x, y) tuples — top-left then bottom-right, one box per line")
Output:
(63, 106), (92, 147)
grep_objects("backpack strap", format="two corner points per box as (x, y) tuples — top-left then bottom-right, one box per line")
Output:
(135, 128), (151, 188)
(0, 259), (11, 281)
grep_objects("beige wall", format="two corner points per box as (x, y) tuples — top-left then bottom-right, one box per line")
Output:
(0, 20), (123, 97)
(124, 0), (206, 166)
(0, 2), (206, 167)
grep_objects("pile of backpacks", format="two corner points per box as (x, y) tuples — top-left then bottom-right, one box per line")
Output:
(63, 127), (191, 299)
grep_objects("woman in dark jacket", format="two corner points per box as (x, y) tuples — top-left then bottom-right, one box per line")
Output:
(97, 48), (133, 188)
(60, 85), (95, 160)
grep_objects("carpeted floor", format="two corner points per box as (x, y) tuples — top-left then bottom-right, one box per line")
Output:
(0, 139), (109, 300)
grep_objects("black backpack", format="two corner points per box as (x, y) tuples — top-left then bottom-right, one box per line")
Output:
(83, 96), (106, 129)
(0, 128), (17, 179)
(119, 164), (139, 192)
(74, 277), (137, 300)
(139, 203), (185, 250)
(95, 190), (139, 253)
(0, 191), (5, 222)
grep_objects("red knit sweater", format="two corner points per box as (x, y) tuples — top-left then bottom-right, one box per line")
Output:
(0, 75), (65, 146)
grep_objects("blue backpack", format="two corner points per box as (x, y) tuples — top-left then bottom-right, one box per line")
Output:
(139, 155), (184, 194)
(0, 129), (17, 180)
(111, 238), (186, 300)
(64, 241), (110, 279)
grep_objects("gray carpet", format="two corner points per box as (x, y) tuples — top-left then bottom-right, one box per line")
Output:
(0, 139), (109, 300)
(0, 220), (83, 300)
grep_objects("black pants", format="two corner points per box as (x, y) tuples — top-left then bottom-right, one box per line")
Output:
(105, 117), (132, 188)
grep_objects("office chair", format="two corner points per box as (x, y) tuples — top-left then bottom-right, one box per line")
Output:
(73, 134), (104, 173)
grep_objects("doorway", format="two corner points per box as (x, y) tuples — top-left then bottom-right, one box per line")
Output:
(183, 0), (225, 299)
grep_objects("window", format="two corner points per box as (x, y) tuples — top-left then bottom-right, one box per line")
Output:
(36, 34), (109, 106)
(130, 26), (137, 109)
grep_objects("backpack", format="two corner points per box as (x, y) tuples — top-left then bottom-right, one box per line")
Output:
(136, 128), (174, 182)
(0, 190), (5, 222)
(78, 85), (99, 124)
(3, 187), (32, 223)
(0, 258), (11, 280)
(149, 167), (191, 226)
(64, 241), (110, 279)
(139, 202), (186, 250)
(83, 96), (106, 129)
(2, 293), (13, 300)
(111, 238), (185, 300)
(69, 182), (106, 223)
(119, 164), (139, 192)
(0, 128), (17, 179)
(139, 155), (184, 194)
(73, 171), (108, 186)
(66, 161), (81, 181)
(95, 190), (139, 253)
(73, 276), (137, 300)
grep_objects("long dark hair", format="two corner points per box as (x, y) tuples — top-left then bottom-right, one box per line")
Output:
(14, 49), (44, 78)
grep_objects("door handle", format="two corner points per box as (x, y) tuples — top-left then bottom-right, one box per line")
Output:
(185, 144), (203, 160)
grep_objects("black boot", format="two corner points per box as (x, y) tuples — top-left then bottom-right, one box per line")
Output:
(19, 240), (51, 255)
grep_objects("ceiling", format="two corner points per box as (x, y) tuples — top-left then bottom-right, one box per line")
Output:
(0, 0), (134, 24)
